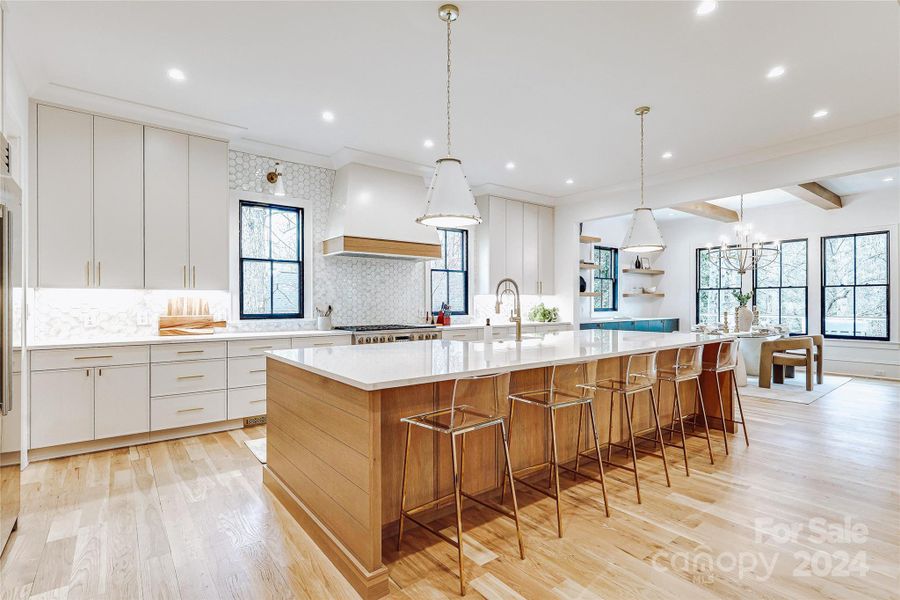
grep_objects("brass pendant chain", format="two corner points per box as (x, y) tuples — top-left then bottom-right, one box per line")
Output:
(446, 18), (452, 157)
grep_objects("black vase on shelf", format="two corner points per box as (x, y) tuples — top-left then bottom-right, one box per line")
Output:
(579, 276), (587, 293)
(634, 255), (642, 269)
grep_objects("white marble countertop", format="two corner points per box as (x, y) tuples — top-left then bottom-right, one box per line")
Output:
(27, 328), (351, 351)
(267, 329), (728, 391)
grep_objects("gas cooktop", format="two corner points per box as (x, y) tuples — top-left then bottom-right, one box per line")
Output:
(334, 324), (436, 332)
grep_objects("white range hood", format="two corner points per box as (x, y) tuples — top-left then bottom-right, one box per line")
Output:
(324, 163), (442, 261)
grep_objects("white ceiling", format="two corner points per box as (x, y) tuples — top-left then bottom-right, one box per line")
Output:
(6, 1), (900, 198)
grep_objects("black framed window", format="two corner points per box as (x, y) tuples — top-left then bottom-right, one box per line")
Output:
(753, 239), (808, 334)
(239, 200), (303, 319)
(431, 228), (468, 315)
(592, 246), (618, 311)
(696, 247), (742, 325)
(821, 231), (890, 340)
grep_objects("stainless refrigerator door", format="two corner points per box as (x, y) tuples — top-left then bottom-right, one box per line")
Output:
(0, 204), (19, 553)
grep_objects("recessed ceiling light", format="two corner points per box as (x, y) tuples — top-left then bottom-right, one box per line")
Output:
(812, 109), (829, 119)
(661, 151), (673, 159)
(167, 68), (186, 81)
(423, 139), (434, 148)
(321, 111), (335, 123)
(565, 178), (574, 185)
(883, 177), (895, 182)
(505, 161), (516, 170)
(696, 1), (717, 16)
(766, 65), (786, 79)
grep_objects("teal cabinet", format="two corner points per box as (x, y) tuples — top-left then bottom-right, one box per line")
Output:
(582, 318), (679, 332)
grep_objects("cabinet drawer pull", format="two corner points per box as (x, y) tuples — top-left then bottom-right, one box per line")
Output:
(250, 399), (266, 404)
(176, 374), (205, 380)
(250, 345), (273, 351)
(177, 407), (204, 413)
(176, 350), (205, 355)
(313, 342), (333, 347)
(75, 355), (113, 360)
(86, 261), (91, 286)
(249, 369), (267, 373)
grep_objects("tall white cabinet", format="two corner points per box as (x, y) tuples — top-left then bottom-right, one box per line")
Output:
(145, 127), (228, 290)
(35, 104), (228, 291)
(476, 195), (554, 295)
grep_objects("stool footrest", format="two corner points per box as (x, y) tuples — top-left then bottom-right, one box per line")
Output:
(400, 513), (460, 548)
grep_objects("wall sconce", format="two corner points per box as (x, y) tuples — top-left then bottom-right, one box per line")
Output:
(266, 162), (286, 196)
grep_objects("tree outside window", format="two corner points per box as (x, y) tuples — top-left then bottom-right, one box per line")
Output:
(822, 232), (889, 340)
(431, 228), (468, 315)
(592, 246), (618, 312)
(753, 239), (808, 334)
(696, 247), (742, 325)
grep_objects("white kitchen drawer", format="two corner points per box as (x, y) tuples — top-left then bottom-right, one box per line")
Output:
(31, 345), (150, 371)
(521, 325), (537, 334)
(151, 341), (226, 363)
(546, 323), (572, 332)
(228, 385), (266, 419)
(291, 334), (352, 349)
(12, 350), (21, 373)
(442, 329), (482, 342)
(227, 356), (267, 389)
(227, 337), (291, 358)
(151, 359), (226, 397)
(489, 326), (515, 339)
(151, 390), (226, 431)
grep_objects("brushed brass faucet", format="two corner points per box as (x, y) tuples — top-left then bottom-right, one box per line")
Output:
(494, 278), (522, 342)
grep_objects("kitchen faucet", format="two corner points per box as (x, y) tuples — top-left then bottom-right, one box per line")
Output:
(494, 278), (522, 342)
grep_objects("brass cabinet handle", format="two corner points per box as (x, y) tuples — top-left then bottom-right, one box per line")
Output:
(183, 265), (187, 288)
(176, 374), (205, 380)
(75, 355), (113, 360)
(97, 262), (101, 287)
(313, 342), (333, 347)
(250, 345), (273, 351)
(249, 369), (266, 373)
(86, 261), (91, 286)
(250, 399), (266, 404)
(192, 266), (197, 288)
(177, 349), (204, 355)
(177, 407), (204, 413)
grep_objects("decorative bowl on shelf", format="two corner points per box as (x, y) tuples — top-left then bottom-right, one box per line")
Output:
(643, 286), (657, 293)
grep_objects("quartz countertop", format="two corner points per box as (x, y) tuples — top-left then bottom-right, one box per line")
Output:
(26, 328), (352, 351)
(267, 329), (728, 391)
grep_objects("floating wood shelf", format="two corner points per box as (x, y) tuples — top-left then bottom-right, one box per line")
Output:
(579, 262), (599, 269)
(623, 292), (665, 298)
(623, 268), (665, 275)
(579, 235), (602, 244)
(579, 292), (602, 297)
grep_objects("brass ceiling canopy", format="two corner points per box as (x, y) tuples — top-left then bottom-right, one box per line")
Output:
(438, 4), (459, 22)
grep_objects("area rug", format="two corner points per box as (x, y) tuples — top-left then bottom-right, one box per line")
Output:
(742, 374), (852, 404)
(245, 438), (267, 464)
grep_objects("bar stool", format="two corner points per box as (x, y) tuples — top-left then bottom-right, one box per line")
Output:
(578, 351), (670, 504)
(396, 372), (525, 596)
(502, 361), (610, 538)
(702, 339), (749, 454)
(656, 345), (715, 476)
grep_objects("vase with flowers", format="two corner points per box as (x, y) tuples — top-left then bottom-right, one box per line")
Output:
(732, 290), (754, 332)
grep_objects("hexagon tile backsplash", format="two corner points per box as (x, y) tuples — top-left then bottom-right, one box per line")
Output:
(31, 150), (430, 341)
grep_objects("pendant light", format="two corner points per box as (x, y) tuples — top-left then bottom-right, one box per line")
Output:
(621, 106), (665, 253)
(416, 4), (482, 228)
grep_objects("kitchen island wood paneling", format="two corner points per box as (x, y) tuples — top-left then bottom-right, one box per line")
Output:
(264, 330), (737, 599)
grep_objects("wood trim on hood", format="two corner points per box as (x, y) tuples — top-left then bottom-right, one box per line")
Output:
(322, 236), (442, 261)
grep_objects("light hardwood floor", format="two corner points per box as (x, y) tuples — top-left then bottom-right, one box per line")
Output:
(2, 378), (898, 599)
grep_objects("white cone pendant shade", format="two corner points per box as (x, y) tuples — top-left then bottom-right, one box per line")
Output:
(621, 207), (665, 253)
(417, 157), (482, 227)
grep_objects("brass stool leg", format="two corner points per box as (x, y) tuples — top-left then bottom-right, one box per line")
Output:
(500, 399), (517, 505)
(499, 420), (526, 559)
(622, 392), (642, 504)
(695, 377), (714, 465)
(715, 371), (730, 455)
(548, 407), (564, 537)
(607, 390), (615, 463)
(648, 385), (672, 487)
(731, 369), (750, 447)
(573, 403), (584, 481)
(587, 401), (611, 517)
(673, 381), (690, 477)
(397, 422), (412, 551)
(666, 381), (677, 444)
(450, 433), (466, 596)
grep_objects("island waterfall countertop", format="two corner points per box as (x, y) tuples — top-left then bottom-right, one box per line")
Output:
(266, 329), (728, 391)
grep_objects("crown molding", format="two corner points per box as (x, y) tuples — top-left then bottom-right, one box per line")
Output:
(330, 147), (433, 179)
(230, 138), (333, 170)
(470, 183), (557, 207)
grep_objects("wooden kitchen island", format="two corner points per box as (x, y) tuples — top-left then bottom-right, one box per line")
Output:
(263, 330), (735, 599)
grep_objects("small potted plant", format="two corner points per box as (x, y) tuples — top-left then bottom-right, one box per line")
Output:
(731, 290), (753, 332)
(528, 303), (559, 323)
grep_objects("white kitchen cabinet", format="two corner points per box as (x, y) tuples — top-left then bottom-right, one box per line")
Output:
(537, 205), (555, 295)
(291, 335), (353, 348)
(93, 116), (144, 288)
(188, 136), (229, 290)
(522, 203), (540, 294)
(31, 368), (94, 448)
(151, 390), (227, 431)
(442, 328), (483, 342)
(145, 127), (190, 289)
(36, 105), (93, 288)
(228, 386), (267, 419)
(151, 359), (227, 397)
(475, 196), (555, 296)
(94, 365), (150, 439)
